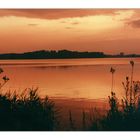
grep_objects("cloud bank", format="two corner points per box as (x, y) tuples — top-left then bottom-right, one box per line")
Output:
(0, 9), (119, 20)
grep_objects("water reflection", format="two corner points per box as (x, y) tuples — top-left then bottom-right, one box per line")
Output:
(0, 58), (140, 100)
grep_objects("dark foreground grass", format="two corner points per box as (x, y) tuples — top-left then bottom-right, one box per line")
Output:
(0, 88), (58, 131)
(89, 91), (140, 131)
(90, 61), (140, 131)
(0, 83), (140, 131)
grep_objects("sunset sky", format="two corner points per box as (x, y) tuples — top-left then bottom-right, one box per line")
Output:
(0, 9), (140, 54)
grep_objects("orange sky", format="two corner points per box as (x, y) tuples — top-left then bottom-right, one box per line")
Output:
(0, 9), (140, 54)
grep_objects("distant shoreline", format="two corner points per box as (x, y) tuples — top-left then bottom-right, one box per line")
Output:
(0, 50), (140, 60)
(0, 56), (140, 60)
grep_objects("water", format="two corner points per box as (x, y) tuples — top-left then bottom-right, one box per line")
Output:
(0, 58), (140, 100)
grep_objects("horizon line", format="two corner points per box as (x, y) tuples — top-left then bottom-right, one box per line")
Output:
(0, 49), (138, 56)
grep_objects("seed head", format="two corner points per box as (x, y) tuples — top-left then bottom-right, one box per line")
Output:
(130, 60), (134, 67)
(110, 67), (115, 74)
(2, 76), (9, 82)
(0, 68), (4, 74)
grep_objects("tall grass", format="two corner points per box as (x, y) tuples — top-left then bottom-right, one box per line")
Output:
(0, 67), (58, 131)
(68, 110), (75, 130)
(0, 88), (58, 131)
(90, 60), (140, 131)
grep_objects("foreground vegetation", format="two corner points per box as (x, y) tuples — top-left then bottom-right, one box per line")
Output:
(90, 61), (140, 130)
(0, 60), (140, 131)
(0, 88), (58, 131)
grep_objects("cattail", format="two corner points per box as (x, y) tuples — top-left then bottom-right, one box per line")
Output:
(130, 60), (134, 105)
(110, 67), (116, 93)
(130, 60), (134, 67)
(110, 67), (115, 74)
(123, 76), (130, 101)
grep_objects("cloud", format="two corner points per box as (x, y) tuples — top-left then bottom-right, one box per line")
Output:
(127, 19), (140, 28)
(122, 10), (140, 28)
(71, 22), (79, 25)
(65, 27), (73, 29)
(60, 20), (79, 25)
(28, 23), (39, 26)
(60, 21), (67, 23)
(0, 9), (119, 20)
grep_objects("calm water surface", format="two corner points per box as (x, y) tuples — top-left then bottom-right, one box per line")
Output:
(0, 58), (140, 100)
